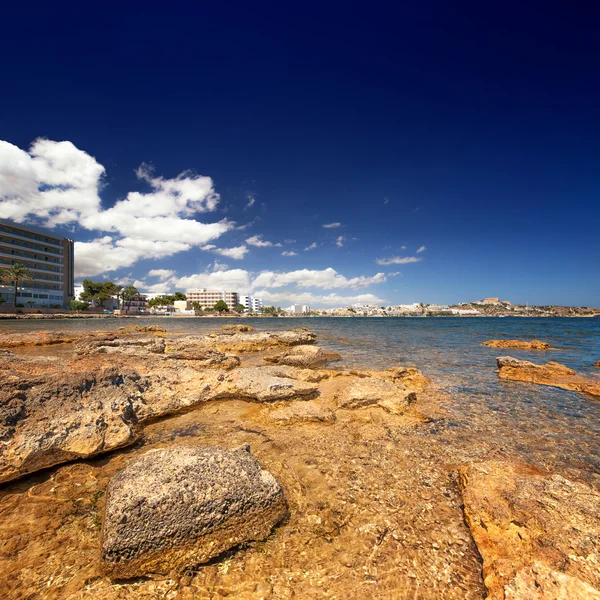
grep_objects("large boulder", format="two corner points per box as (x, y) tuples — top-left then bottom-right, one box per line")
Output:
(177, 330), (317, 353)
(458, 460), (600, 599)
(0, 368), (146, 484)
(264, 345), (341, 368)
(75, 335), (166, 356)
(497, 356), (600, 397)
(482, 339), (552, 350)
(102, 445), (287, 578)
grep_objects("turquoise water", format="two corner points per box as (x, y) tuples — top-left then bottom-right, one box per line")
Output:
(3, 316), (600, 481)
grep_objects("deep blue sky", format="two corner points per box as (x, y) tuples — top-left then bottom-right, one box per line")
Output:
(1, 1), (599, 306)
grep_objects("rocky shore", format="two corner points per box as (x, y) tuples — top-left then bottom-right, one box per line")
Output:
(0, 326), (598, 599)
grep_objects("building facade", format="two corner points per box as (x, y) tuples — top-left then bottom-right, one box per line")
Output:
(186, 289), (240, 311)
(240, 295), (263, 312)
(0, 220), (74, 307)
(290, 304), (311, 314)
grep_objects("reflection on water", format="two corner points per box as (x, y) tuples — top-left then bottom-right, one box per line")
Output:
(3, 316), (600, 480)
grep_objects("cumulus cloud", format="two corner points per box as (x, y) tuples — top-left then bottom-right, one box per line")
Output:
(174, 269), (252, 293)
(281, 250), (297, 256)
(212, 261), (229, 271)
(245, 234), (281, 248)
(417, 245), (426, 253)
(336, 236), (344, 247)
(252, 267), (386, 290)
(212, 245), (248, 260)
(376, 256), (422, 265)
(323, 222), (341, 229)
(148, 269), (176, 280)
(256, 290), (386, 306)
(304, 242), (318, 251)
(0, 138), (232, 277)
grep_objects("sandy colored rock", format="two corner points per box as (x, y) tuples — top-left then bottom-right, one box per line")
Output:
(220, 324), (254, 332)
(75, 335), (166, 356)
(102, 445), (287, 578)
(164, 340), (240, 368)
(0, 368), (146, 484)
(336, 376), (417, 414)
(119, 325), (167, 333)
(0, 330), (80, 348)
(268, 401), (336, 424)
(497, 356), (600, 397)
(458, 460), (600, 600)
(210, 367), (319, 402)
(264, 345), (341, 368)
(196, 330), (317, 353)
(595, 360), (600, 368)
(483, 339), (552, 350)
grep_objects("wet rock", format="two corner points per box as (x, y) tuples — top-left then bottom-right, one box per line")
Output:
(220, 324), (254, 332)
(210, 367), (319, 402)
(102, 445), (287, 578)
(497, 356), (600, 397)
(483, 339), (552, 350)
(268, 402), (336, 424)
(0, 331), (80, 348)
(0, 368), (146, 484)
(385, 366), (430, 391)
(458, 460), (600, 600)
(264, 345), (341, 369)
(75, 336), (166, 356)
(336, 377), (417, 414)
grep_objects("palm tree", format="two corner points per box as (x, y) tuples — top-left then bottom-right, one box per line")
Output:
(1, 263), (34, 307)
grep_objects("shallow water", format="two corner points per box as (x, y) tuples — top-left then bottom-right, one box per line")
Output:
(5, 316), (599, 480)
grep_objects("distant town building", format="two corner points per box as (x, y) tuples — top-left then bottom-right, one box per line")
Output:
(240, 295), (263, 312)
(186, 289), (240, 311)
(121, 293), (148, 314)
(482, 297), (500, 305)
(289, 304), (311, 314)
(0, 219), (74, 307)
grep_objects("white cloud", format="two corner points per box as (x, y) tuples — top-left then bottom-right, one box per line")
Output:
(417, 245), (426, 253)
(212, 245), (248, 260)
(336, 236), (344, 247)
(284, 239), (296, 244)
(323, 222), (341, 229)
(304, 242), (318, 251)
(376, 256), (422, 265)
(0, 139), (233, 277)
(245, 234), (281, 247)
(384, 197), (390, 205)
(212, 261), (229, 271)
(388, 271), (403, 277)
(257, 290), (386, 307)
(281, 250), (297, 256)
(174, 269), (252, 293)
(148, 269), (175, 280)
(252, 268), (386, 290)
(245, 194), (256, 210)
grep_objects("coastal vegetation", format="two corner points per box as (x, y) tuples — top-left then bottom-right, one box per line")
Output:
(0, 262), (34, 307)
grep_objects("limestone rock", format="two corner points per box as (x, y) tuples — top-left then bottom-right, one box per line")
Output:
(164, 341), (240, 369)
(75, 335), (166, 356)
(101, 445), (287, 578)
(483, 339), (552, 350)
(497, 356), (600, 397)
(458, 460), (600, 600)
(259, 365), (326, 383)
(0, 368), (146, 484)
(210, 367), (319, 402)
(264, 345), (341, 368)
(186, 330), (317, 353)
(268, 402), (336, 424)
(336, 377), (417, 414)
(220, 324), (254, 332)
(119, 325), (167, 333)
(0, 330), (80, 348)
(595, 360), (600, 368)
(385, 366), (430, 391)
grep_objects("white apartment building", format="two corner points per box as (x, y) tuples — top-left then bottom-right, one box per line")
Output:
(186, 289), (240, 311)
(240, 295), (263, 312)
(290, 304), (311, 314)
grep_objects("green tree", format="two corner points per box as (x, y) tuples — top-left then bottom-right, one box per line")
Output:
(121, 285), (139, 311)
(173, 292), (187, 301)
(69, 300), (89, 312)
(262, 305), (278, 316)
(0, 296), (6, 305)
(1, 262), (34, 307)
(80, 279), (119, 308)
(235, 304), (245, 313)
(213, 300), (229, 313)
(191, 301), (203, 315)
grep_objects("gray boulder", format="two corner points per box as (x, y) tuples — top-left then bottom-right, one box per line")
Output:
(102, 445), (287, 578)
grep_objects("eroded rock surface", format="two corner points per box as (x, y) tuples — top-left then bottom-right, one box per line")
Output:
(220, 324), (254, 332)
(483, 339), (552, 350)
(198, 330), (317, 353)
(264, 345), (341, 368)
(336, 377), (417, 414)
(497, 356), (600, 397)
(102, 445), (287, 578)
(0, 331), (80, 348)
(459, 460), (600, 600)
(75, 335), (166, 356)
(0, 368), (146, 484)
(268, 401), (336, 424)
